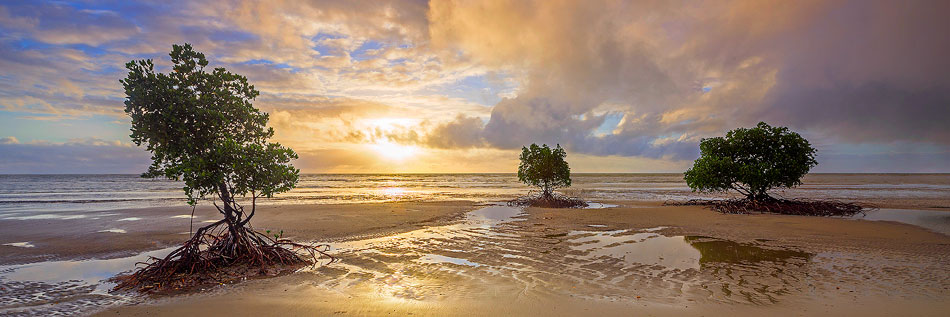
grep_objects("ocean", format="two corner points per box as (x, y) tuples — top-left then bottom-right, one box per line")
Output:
(1, 173), (948, 217)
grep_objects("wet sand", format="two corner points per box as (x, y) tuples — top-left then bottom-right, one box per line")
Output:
(99, 287), (950, 316)
(0, 201), (474, 265)
(82, 202), (950, 317)
(0, 201), (476, 315)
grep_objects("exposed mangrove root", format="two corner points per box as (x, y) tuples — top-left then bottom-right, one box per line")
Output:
(664, 197), (872, 217)
(508, 192), (589, 208)
(112, 219), (334, 293)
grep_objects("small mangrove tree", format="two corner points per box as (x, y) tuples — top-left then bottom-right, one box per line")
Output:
(678, 122), (864, 216)
(510, 144), (587, 208)
(115, 44), (329, 292)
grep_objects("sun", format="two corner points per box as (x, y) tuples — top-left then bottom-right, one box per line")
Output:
(360, 117), (421, 162)
(370, 140), (419, 161)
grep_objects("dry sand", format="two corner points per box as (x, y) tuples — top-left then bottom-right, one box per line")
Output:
(87, 202), (950, 317)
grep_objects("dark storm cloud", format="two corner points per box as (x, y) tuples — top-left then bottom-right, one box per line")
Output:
(424, 0), (950, 166)
(755, 0), (950, 144)
(767, 83), (950, 144)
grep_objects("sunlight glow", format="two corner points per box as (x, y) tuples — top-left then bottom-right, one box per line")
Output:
(365, 118), (417, 128)
(371, 140), (419, 161)
(381, 187), (407, 196)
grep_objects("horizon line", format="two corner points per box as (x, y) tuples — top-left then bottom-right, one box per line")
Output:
(2, 172), (949, 176)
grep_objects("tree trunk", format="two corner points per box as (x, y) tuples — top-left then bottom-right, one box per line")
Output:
(749, 191), (771, 202)
(217, 183), (241, 236)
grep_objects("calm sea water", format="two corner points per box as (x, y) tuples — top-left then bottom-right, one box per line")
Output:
(0, 174), (948, 217)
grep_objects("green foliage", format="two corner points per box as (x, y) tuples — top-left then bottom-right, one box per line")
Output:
(265, 229), (283, 240)
(684, 122), (817, 200)
(122, 43), (299, 206)
(518, 144), (572, 196)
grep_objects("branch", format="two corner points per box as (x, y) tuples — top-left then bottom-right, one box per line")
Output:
(239, 192), (258, 227)
(729, 183), (751, 196)
(211, 200), (225, 215)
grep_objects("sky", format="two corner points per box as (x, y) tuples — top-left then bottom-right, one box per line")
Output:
(0, 0), (948, 174)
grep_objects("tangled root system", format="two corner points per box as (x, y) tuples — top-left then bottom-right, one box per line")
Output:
(112, 219), (333, 293)
(508, 193), (589, 208)
(665, 198), (871, 217)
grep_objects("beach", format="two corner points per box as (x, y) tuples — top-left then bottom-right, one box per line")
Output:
(1, 175), (949, 316)
(94, 202), (950, 316)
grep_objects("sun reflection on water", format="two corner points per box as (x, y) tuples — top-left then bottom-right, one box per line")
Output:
(381, 187), (408, 197)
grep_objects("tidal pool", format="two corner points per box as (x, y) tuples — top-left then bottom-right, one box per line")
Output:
(566, 230), (703, 271)
(584, 202), (619, 209)
(563, 230), (810, 271)
(0, 247), (174, 315)
(1, 242), (34, 248)
(854, 208), (950, 235)
(684, 236), (812, 265)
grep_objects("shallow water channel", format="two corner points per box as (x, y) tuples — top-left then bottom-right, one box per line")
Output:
(854, 208), (950, 235)
(304, 205), (823, 306)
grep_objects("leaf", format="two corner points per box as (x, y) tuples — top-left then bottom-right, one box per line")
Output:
(123, 43), (300, 207)
(518, 143), (572, 196)
(684, 122), (817, 199)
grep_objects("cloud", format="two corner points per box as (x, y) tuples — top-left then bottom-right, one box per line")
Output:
(423, 0), (702, 158)
(0, 0), (947, 172)
(768, 83), (950, 144)
(0, 43), (129, 118)
(426, 115), (485, 148)
(423, 0), (950, 162)
(0, 138), (150, 174)
(0, 136), (18, 144)
(752, 1), (950, 144)
(813, 146), (950, 173)
(0, 2), (139, 45)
